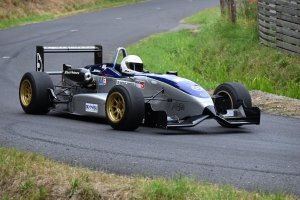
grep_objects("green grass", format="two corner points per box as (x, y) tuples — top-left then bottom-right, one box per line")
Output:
(0, 15), (55, 29)
(142, 175), (293, 200)
(127, 6), (300, 99)
(0, 0), (144, 30)
(0, 147), (297, 199)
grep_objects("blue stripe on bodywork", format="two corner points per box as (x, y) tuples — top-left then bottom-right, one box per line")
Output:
(85, 64), (210, 99)
(136, 74), (210, 98)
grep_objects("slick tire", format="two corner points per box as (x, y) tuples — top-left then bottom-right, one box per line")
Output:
(105, 84), (144, 131)
(213, 82), (252, 128)
(19, 71), (54, 114)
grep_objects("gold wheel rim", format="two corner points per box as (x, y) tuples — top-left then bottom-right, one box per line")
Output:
(20, 80), (32, 107)
(106, 92), (125, 123)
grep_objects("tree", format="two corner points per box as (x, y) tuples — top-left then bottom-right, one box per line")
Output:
(220, 0), (236, 23)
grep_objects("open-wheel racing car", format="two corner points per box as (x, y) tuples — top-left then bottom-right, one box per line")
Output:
(19, 45), (260, 131)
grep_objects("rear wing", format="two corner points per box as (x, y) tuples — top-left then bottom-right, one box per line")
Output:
(36, 45), (103, 73)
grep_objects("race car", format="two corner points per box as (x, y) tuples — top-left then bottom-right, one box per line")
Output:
(19, 45), (260, 131)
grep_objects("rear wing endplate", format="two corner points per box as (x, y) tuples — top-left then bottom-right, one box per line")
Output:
(36, 45), (103, 72)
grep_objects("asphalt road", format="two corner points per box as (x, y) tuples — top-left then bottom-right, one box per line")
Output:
(0, 0), (299, 196)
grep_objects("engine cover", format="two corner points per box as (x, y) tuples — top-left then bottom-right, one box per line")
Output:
(63, 68), (92, 85)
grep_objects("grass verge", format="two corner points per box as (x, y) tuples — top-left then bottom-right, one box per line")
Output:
(0, 147), (297, 199)
(0, 0), (144, 30)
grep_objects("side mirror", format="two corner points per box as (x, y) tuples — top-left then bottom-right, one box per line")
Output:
(166, 71), (178, 76)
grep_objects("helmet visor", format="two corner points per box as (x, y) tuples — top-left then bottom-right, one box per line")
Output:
(129, 63), (143, 72)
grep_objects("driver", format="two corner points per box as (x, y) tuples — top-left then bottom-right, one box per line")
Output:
(120, 55), (143, 74)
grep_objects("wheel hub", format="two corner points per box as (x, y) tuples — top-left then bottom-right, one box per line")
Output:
(214, 90), (233, 114)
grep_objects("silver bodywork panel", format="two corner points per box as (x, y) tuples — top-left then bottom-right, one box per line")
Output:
(55, 74), (214, 120)
(71, 93), (107, 117)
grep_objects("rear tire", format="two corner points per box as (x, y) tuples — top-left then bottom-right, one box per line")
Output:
(105, 85), (144, 131)
(213, 82), (252, 127)
(19, 72), (54, 114)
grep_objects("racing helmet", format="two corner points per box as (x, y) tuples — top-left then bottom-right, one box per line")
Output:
(120, 55), (143, 74)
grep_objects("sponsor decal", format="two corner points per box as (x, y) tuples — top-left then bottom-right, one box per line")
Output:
(85, 103), (98, 113)
(135, 80), (145, 89)
(191, 85), (203, 91)
(103, 73), (113, 77)
(116, 80), (145, 89)
(92, 69), (101, 73)
(65, 71), (79, 75)
(44, 46), (95, 50)
(172, 101), (185, 111)
(36, 53), (43, 72)
(116, 80), (135, 86)
(99, 77), (106, 85)
(199, 92), (209, 98)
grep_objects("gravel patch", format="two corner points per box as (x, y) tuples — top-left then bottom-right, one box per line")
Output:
(250, 90), (300, 118)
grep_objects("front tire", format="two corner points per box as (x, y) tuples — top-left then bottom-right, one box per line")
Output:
(19, 72), (54, 114)
(105, 85), (144, 131)
(213, 82), (252, 127)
